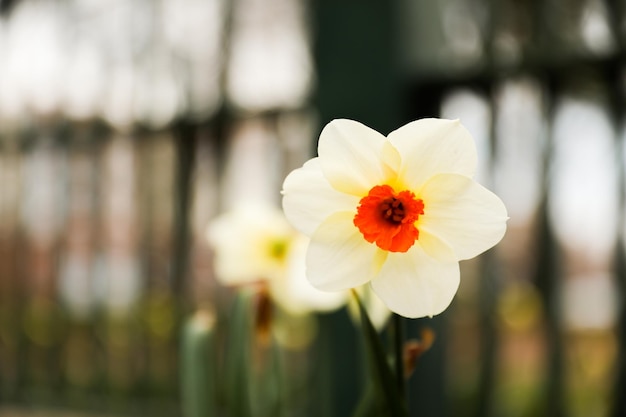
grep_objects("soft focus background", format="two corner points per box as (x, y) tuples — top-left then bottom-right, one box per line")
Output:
(0, 0), (624, 416)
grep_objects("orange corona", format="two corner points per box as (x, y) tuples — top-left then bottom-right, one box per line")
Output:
(353, 184), (424, 253)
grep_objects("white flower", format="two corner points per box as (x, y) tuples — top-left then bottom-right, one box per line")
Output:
(205, 204), (346, 315)
(206, 204), (294, 286)
(269, 234), (346, 316)
(281, 118), (508, 318)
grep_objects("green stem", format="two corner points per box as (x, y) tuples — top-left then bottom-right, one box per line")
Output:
(350, 290), (408, 417)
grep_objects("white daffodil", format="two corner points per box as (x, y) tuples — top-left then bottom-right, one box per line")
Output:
(281, 118), (508, 318)
(206, 204), (294, 286)
(205, 204), (346, 314)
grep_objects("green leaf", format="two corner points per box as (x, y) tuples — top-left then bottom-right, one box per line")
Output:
(180, 310), (218, 417)
(249, 337), (284, 417)
(352, 291), (408, 417)
(225, 289), (255, 417)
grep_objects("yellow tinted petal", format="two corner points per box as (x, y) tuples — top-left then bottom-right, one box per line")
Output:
(388, 118), (477, 189)
(371, 248), (460, 318)
(318, 119), (400, 195)
(307, 211), (387, 291)
(419, 173), (508, 260)
(282, 158), (359, 236)
(417, 229), (456, 262)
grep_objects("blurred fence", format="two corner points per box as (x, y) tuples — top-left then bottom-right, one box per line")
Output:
(0, 0), (625, 417)
(0, 0), (313, 415)
(0, 115), (310, 416)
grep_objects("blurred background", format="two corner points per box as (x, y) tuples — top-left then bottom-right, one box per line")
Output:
(0, 0), (624, 416)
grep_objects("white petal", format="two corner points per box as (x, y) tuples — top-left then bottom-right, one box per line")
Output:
(318, 119), (400, 196)
(388, 118), (477, 189)
(306, 211), (387, 291)
(282, 158), (359, 236)
(371, 248), (460, 318)
(418, 173), (508, 260)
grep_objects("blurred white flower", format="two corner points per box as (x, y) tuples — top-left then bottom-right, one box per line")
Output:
(206, 204), (346, 315)
(206, 204), (294, 286)
(269, 234), (346, 316)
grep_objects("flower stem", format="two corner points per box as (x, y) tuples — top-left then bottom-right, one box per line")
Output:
(393, 313), (406, 403)
(351, 290), (408, 417)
